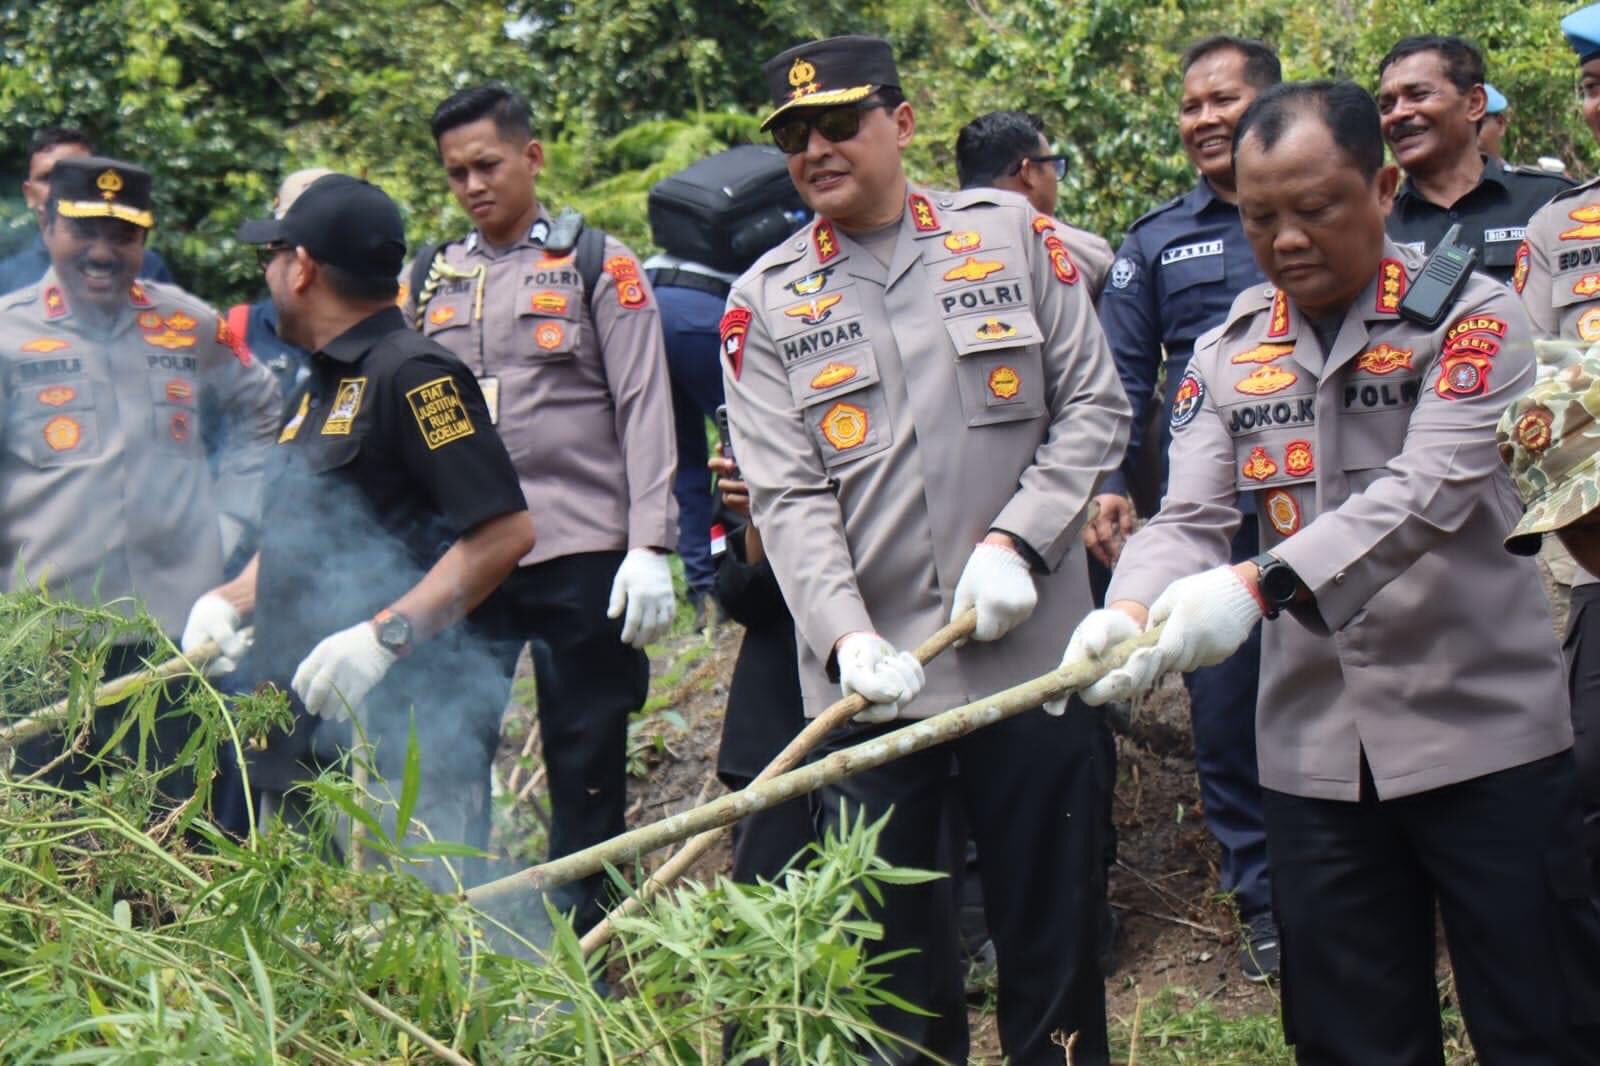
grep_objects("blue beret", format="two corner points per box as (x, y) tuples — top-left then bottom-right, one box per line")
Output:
(1484, 83), (1508, 114)
(1563, 3), (1600, 62)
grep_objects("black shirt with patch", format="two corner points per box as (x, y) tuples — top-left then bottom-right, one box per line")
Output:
(1386, 155), (1572, 284)
(246, 307), (525, 781)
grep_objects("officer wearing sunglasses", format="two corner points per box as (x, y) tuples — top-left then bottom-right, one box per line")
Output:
(723, 33), (1130, 1066)
(955, 110), (1114, 302)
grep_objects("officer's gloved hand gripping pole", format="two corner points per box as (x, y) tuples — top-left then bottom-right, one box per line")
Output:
(462, 612), (1166, 956)
(0, 631), (253, 755)
(576, 608), (975, 957)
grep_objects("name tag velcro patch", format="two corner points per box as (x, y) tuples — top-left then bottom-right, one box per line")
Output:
(406, 375), (477, 450)
(1160, 240), (1223, 265)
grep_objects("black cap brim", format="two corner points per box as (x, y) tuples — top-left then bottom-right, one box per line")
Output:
(237, 217), (288, 245)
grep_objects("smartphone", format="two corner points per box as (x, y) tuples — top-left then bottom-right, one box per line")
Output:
(714, 404), (736, 467)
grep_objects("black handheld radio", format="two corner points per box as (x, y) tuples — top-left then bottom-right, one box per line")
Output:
(1398, 224), (1477, 328)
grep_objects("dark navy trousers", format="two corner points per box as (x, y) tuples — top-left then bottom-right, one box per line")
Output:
(1182, 514), (1270, 919)
(656, 284), (727, 600)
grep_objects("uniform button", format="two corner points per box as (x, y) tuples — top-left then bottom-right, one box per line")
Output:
(1448, 210), (1458, 220)
(1333, 571), (1347, 585)
(794, 239), (806, 250)
(938, 197), (953, 207)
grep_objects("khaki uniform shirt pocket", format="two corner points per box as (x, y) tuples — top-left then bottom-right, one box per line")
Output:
(1158, 246), (1226, 295)
(301, 434), (363, 476)
(517, 281), (584, 362)
(1479, 230), (1524, 271)
(420, 298), (473, 341)
(8, 380), (100, 467)
(787, 345), (891, 471)
(942, 310), (1046, 426)
(1231, 431), (1318, 496)
(148, 374), (201, 453)
(1553, 278), (1600, 342)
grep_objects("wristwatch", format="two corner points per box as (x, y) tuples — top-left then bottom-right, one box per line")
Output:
(372, 608), (414, 658)
(1250, 554), (1300, 620)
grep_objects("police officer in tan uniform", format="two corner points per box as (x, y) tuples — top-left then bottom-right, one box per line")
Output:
(0, 157), (279, 788)
(721, 36), (1130, 1066)
(1514, 3), (1600, 888)
(1066, 81), (1599, 1064)
(409, 86), (677, 928)
(954, 109), (1114, 301)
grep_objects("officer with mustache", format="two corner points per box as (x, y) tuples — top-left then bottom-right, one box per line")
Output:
(0, 157), (279, 793)
(1379, 34), (1571, 283)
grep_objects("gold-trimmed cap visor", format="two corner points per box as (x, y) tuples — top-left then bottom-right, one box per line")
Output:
(760, 35), (899, 131)
(761, 85), (877, 131)
(56, 200), (154, 229)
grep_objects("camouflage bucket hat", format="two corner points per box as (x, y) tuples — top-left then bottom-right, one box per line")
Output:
(1498, 341), (1600, 555)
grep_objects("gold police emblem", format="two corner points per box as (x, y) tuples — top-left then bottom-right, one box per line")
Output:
(96, 168), (123, 200)
(1231, 343), (1294, 365)
(987, 365), (1021, 400)
(1235, 365), (1297, 396)
(975, 318), (1017, 342)
(1265, 489), (1301, 536)
(1241, 446), (1278, 481)
(944, 257), (1005, 283)
(1579, 307), (1600, 342)
(819, 401), (868, 451)
(43, 415), (81, 452)
(788, 57), (820, 99)
(810, 362), (858, 389)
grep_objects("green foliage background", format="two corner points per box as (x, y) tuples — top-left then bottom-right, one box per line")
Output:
(0, 0), (1590, 307)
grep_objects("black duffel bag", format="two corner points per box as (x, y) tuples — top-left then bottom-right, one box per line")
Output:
(647, 145), (810, 274)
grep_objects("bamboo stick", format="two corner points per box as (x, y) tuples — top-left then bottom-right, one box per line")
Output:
(577, 610), (978, 956)
(466, 622), (1161, 912)
(0, 632), (247, 752)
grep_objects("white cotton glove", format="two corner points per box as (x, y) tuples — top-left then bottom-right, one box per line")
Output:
(1049, 608), (1153, 713)
(181, 593), (250, 676)
(836, 632), (926, 724)
(291, 622), (398, 722)
(607, 548), (677, 649)
(951, 542), (1038, 642)
(1146, 565), (1264, 674)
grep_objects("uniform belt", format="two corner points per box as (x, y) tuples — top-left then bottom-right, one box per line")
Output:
(647, 267), (731, 300)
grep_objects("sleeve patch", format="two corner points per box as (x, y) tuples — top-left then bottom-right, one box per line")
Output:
(720, 308), (752, 380)
(1169, 366), (1205, 429)
(216, 314), (252, 366)
(1513, 241), (1530, 294)
(406, 375), (478, 449)
(1038, 233), (1079, 286)
(604, 255), (649, 309)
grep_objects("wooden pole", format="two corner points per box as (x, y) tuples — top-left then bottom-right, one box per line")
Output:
(0, 633), (245, 752)
(577, 610), (977, 955)
(466, 623), (1160, 914)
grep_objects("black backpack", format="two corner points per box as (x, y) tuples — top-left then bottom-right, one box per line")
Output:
(647, 145), (808, 274)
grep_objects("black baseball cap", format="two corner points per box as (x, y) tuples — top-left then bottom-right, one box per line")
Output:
(761, 35), (901, 131)
(237, 173), (406, 279)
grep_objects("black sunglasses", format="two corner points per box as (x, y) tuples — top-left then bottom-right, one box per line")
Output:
(255, 241), (292, 272)
(1009, 154), (1068, 180)
(771, 99), (893, 155)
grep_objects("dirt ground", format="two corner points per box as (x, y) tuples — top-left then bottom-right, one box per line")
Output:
(490, 616), (1281, 1060)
